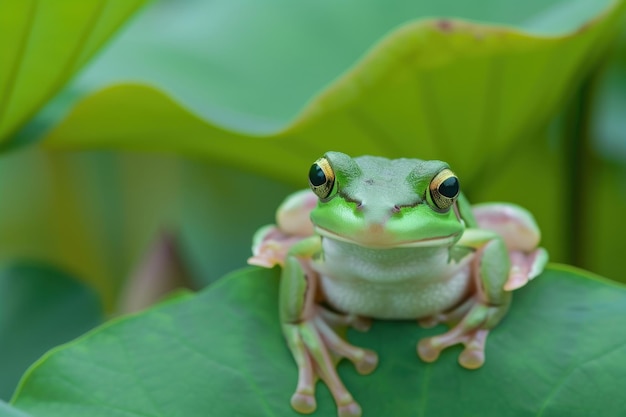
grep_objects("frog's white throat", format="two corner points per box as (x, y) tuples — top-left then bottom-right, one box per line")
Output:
(313, 237), (472, 319)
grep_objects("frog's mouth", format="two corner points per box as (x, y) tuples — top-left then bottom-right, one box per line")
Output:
(314, 226), (461, 249)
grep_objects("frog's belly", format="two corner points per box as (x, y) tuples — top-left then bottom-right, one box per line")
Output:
(314, 240), (473, 319)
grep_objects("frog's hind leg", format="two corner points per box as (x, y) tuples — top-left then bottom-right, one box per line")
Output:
(284, 324), (317, 412)
(283, 311), (377, 417)
(314, 311), (378, 374)
(281, 237), (378, 417)
(472, 203), (548, 290)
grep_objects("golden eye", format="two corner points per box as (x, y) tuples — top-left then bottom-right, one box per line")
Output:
(429, 169), (459, 210)
(308, 157), (335, 200)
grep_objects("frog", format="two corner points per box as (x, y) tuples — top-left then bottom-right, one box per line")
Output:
(248, 151), (548, 417)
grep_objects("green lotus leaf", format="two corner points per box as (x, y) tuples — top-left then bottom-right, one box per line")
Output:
(0, 401), (29, 417)
(469, 128), (568, 262)
(0, 0), (147, 144)
(0, 147), (185, 310)
(594, 28), (626, 163)
(0, 262), (103, 400)
(41, 0), (625, 185)
(10, 266), (626, 416)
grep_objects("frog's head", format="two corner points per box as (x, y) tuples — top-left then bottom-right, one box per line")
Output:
(308, 151), (465, 248)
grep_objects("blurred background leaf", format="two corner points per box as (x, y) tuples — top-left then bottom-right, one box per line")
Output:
(0, 262), (103, 400)
(19, 0), (626, 286)
(0, 0), (153, 402)
(0, 401), (30, 417)
(0, 0), (147, 144)
(16, 0), (618, 138)
(41, 0), (623, 181)
(587, 28), (626, 281)
(0, 148), (293, 309)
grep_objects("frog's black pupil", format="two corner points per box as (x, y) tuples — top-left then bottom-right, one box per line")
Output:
(309, 164), (327, 186)
(439, 177), (459, 198)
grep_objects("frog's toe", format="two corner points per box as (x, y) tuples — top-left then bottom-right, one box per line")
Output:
(417, 316), (440, 329)
(458, 329), (488, 369)
(319, 309), (371, 332)
(284, 324), (318, 413)
(354, 350), (378, 375)
(314, 314), (379, 375)
(291, 392), (317, 414)
(350, 316), (372, 333)
(505, 248), (548, 291)
(249, 225), (311, 268)
(417, 338), (442, 362)
(418, 297), (475, 329)
(417, 314), (475, 363)
(459, 347), (485, 369)
(338, 401), (362, 417)
(417, 301), (504, 368)
(418, 330), (484, 367)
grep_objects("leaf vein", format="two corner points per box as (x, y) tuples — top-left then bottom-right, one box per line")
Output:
(535, 340), (626, 416)
(170, 318), (279, 417)
(0, 0), (38, 132)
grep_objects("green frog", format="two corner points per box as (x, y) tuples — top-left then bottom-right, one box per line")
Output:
(249, 151), (547, 417)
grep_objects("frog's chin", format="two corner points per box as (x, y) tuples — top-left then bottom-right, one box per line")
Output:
(314, 226), (461, 249)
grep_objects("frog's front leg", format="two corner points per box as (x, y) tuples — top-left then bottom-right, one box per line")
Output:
(281, 236), (377, 417)
(417, 230), (512, 369)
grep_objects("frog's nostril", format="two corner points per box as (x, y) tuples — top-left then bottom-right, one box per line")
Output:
(392, 205), (401, 213)
(368, 223), (385, 234)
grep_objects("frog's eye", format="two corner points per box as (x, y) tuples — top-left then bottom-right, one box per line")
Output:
(308, 157), (335, 200)
(429, 169), (459, 211)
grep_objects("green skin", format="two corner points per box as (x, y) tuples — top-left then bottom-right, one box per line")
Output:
(249, 151), (547, 417)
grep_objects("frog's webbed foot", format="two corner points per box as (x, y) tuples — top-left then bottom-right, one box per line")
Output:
(417, 296), (510, 369)
(320, 307), (373, 333)
(506, 247), (548, 290)
(248, 225), (306, 268)
(248, 190), (318, 268)
(283, 306), (378, 417)
(417, 296), (474, 329)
